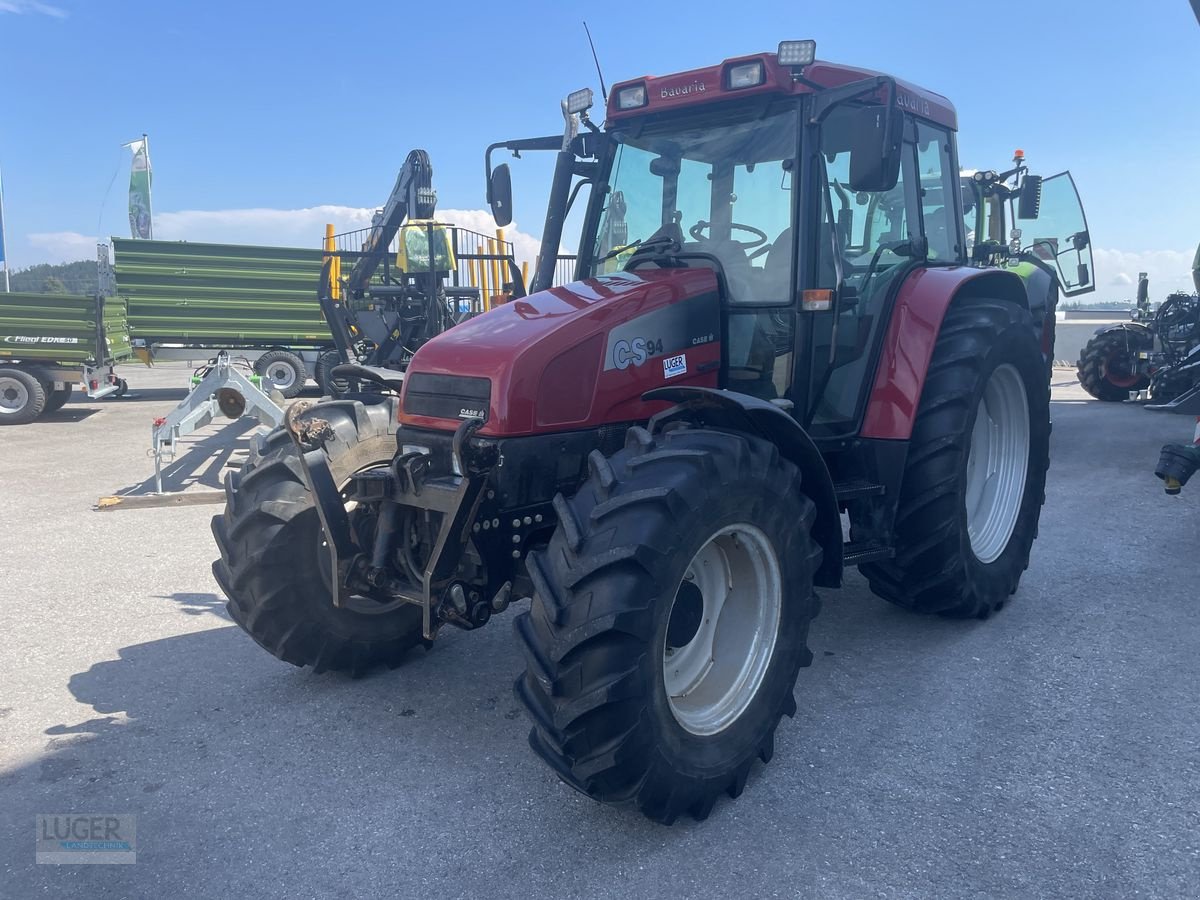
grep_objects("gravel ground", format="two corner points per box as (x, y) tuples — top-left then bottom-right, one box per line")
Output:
(0, 364), (1196, 899)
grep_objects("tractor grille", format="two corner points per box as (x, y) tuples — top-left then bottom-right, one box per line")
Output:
(404, 372), (491, 422)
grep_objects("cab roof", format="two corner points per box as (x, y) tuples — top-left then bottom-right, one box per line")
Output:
(607, 53), (957, 131)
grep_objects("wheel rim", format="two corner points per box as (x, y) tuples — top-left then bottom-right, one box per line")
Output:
(0, 376), (29, 415)
(265, 361), (298, 391)
(1101, 350), (1140, 388)
(965, 364), (1030, 564)
(664, 523), (782, 736)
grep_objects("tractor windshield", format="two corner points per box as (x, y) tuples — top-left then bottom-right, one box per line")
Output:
(589, 106), (799, 305)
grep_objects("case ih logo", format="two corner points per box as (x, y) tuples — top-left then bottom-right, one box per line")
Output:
(3, 335), (80, 344)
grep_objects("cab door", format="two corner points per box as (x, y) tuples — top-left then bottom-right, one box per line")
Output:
(1019, 171), (1094, 297)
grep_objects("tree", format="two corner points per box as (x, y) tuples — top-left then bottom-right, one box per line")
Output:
(42, 275), (67, 293)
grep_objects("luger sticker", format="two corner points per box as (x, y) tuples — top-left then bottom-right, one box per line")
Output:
(663, 354), (687, 379)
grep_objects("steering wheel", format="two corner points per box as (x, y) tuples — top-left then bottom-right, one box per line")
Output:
(687, 220), (769, 250)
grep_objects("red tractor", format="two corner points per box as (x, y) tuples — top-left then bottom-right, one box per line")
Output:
(213, 42), (1092, 823)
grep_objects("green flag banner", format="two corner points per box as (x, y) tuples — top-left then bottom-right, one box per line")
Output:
(128, 138), (153, 239)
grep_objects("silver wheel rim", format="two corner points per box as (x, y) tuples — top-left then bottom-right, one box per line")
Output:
(965, 363), (1030, 564)
(0, 376), (29, 415)
(265, 361), (298, 391)
(664, 523), (782, 736)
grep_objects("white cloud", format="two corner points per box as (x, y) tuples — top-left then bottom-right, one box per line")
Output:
(1091, 247), (1194, 302)
(26, 231), (99, 263)
(0, 1), (66, 17)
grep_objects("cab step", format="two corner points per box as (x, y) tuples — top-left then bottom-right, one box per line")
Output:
(842, 541), (893, 567)
(833, 480), (885, 501)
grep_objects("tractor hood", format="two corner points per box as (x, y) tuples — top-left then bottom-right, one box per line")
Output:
(399, 267), (722, 437)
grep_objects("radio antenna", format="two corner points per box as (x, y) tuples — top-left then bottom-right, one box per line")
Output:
(583, 21), (608, 101)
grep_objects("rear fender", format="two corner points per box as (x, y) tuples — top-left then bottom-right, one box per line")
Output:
(644, 386), (842, 588)
(1092, 321), (1153, 342)
(861, 266), (1034, 440)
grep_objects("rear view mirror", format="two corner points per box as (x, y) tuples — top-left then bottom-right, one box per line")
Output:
(847, 105), (903, 193)
(649, 156), (681, 178)
(1017, 174), (1042, 219)
(488, 163), (513, 227)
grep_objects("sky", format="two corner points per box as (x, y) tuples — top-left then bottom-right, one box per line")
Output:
(1, 0), (1198, 300)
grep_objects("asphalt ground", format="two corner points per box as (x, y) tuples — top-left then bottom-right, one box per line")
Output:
(0, 363), (1197, 899)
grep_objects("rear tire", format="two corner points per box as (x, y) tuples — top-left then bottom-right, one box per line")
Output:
(514, 423), (822, 824)
(42, 385), (73, 414)
(254, 349), (307, 399)
(862, 299), (1050, 618)
(0, 367), (47, 425)
(1077, 330), (1150, 401)
(211, 395), (423, 675)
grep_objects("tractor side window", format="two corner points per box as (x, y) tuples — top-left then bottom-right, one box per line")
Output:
(593, 142), (661, 269)
(915, 122), (962, 262)
(811, 109), (921, 432)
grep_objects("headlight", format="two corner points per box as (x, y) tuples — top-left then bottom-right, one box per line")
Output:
(726, 61), (765, 89)
(616, 83), (647, 109)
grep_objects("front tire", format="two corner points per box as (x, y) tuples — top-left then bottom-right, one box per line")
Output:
(863, 299), (1050, 618)
(1077, 330), (1150, 401)
(514, 423), (822, 823)
(211, 395), (423, 675)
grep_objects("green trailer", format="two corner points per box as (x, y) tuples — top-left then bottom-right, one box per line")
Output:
(112, 238), (336, 398)
(0, 291), (133, 425)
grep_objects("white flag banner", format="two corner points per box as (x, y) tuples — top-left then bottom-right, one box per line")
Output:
(128, 138), (153, 239)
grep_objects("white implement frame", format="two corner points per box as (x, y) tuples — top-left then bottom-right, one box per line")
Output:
(149, 351), (285, 494)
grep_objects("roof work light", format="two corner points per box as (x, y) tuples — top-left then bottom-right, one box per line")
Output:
(567, 88), (594, 115)
(777, 40), (816, 68)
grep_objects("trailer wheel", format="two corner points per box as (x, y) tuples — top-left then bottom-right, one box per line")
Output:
(514, 424), (822, 824)
(0, 367), (47, 426)
(316, 349), (351, 397)
(211, 395), (424, 675)
(862, 299), (1050, 618)
(254, 350), (307, 399)
(42, 385), (73, 414)
(1076, 330), (1151, 401)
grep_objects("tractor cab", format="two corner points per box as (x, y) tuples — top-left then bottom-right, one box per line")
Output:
(486, 42), (1091, 439)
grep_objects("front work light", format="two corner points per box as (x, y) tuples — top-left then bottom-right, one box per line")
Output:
(726, 61), (765, 89)
(777, 40), (816, 67)
(616, 83), (647, 109)
(567, 87), (594, 115)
